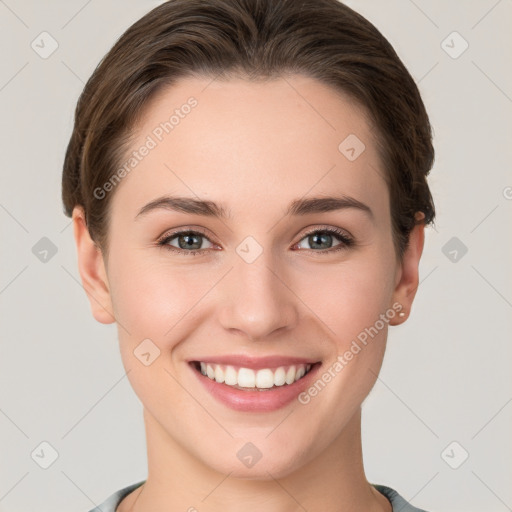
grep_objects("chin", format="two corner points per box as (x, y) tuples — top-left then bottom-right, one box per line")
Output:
(201, 442), (309, 480)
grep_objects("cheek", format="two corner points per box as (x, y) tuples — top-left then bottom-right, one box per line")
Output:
(111, 268), (172, 335)
(109, 257), (201, 411)
(108, 248), (217, 353)
(301, 252), (396, 341)
(294, 246), (395, 400)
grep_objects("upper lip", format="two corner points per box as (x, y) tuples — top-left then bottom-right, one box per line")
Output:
(189, 355), (320, 370)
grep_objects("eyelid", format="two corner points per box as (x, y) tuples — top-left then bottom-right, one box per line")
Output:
(156, 225), (217, 245)
(297, 224), (353, 241)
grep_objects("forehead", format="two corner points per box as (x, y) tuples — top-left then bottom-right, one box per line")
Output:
(111, 74), (389, 222)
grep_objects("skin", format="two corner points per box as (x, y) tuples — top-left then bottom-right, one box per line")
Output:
(72, 74), (424, 512)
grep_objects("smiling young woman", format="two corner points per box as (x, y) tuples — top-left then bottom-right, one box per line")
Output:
(62, 1), (435, 511)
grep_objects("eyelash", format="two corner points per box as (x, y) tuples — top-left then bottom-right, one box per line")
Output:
(156, 226), (354, 256)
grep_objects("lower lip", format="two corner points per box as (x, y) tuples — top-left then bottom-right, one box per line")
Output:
(189, 362), (321, 412)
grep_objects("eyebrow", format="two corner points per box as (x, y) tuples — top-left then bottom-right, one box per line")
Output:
(135, 194), (373, 221)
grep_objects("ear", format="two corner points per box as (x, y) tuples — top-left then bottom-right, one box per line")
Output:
(389, 212), (425, 326)
(72, 206), (115, 324)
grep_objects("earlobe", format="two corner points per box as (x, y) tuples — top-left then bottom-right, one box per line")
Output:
(389, 212), (426, 326)
(72, 206), (116, 325)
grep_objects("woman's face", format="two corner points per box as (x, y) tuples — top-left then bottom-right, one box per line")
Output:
(75, 74), (423, 479)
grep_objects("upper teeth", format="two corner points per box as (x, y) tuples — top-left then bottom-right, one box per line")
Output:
(199, 362), (312, 388)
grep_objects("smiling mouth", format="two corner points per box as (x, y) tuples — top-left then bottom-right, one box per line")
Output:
(190, 361), (320, 391)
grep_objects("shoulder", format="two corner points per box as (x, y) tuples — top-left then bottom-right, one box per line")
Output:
(87, 480), (146, 512)
(372, 483), (431, 512)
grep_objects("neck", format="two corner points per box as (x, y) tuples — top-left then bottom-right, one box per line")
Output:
(123, 407), (391, 512)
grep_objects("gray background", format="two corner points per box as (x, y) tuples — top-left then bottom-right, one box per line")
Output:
(0, 1), (511, 511)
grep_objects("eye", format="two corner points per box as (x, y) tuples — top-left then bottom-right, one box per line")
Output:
(157, 226), (354, 256)
(157, 229), (215, 256)
(294, 227), (354, 254)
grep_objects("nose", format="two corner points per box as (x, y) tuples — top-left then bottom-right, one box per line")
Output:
(217, 253), (300, 341)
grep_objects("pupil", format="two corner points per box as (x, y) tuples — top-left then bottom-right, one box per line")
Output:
(310, 233), (332, 249)
(180, 234), (201, 250)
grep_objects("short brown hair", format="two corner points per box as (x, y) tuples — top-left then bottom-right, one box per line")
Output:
(62, 0), (435, 261)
